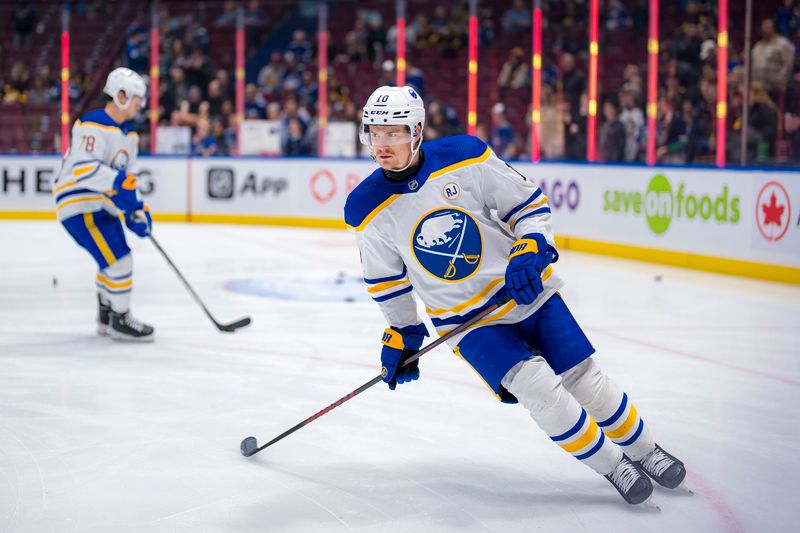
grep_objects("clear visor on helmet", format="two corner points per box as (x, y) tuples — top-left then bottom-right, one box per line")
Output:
(360, 124), (413, 148)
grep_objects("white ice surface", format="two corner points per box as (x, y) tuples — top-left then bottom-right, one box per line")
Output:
(1, 221), (798, 533)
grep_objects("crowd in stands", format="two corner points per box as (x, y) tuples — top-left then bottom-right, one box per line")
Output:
(2, 0), (799, 165)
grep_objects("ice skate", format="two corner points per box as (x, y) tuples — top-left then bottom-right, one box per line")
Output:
(109, 311), (154, 342)
(636, 444), (686, 489)
(605, 455), (654, 505)
(97, 295), (111, 336)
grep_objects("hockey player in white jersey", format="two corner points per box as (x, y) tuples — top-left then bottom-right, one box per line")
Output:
(54, 67), (154, 342)
(345, 86), (687, 505)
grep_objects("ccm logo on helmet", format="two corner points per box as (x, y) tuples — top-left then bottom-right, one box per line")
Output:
(369, 111), (389, 115)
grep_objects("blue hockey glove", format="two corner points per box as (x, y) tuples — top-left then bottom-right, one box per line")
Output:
(380, 323), (429, 390)
(125, 205), (153, 238)
(109, 170), (142, 213)
(505, 233), (555, 306)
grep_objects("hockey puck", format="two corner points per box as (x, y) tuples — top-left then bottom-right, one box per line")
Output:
(344, 297), (355, 302)
(654, 275), (663, 282)
(52, 276), (58, 287)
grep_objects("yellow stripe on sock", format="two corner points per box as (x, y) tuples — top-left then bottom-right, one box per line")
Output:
(560, 419), (601, 454)
(605, 404), (639, 440)
(84, 213), (116, 265)
(96, 274), (131, 289)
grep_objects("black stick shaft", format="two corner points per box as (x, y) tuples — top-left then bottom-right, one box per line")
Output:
(245, 299), (508, 456)
(148, 234), (219, 323)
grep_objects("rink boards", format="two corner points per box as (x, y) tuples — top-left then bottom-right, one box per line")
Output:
(0, 154), (798, 283)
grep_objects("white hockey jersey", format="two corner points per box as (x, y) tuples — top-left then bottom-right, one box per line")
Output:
(53, 109), (140, 221)
(345, 135), (564, 346)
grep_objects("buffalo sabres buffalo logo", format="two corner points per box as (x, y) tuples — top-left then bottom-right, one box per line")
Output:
(411, 207), (482, 281)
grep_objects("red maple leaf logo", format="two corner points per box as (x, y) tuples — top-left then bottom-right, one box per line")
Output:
(762, 192), (785, 226)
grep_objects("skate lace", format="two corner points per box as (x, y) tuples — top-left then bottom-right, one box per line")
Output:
(124, 314), (146, 332)
(641, 448), (673, 477)
(609, 459), (641, 493)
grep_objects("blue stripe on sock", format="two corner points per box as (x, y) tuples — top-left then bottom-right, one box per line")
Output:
(551, 409), (587, 442)
(597, 393), (628, 428)
(617, 419), (645, 447)
(575, 431), (606, 460)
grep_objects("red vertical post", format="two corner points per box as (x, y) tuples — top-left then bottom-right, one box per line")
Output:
(60, 7), (70, 155)
(716, 0), (728, 167)
(646, 0), (658, 165)
(235, 7), (245, 156)
(587, 0), (599, 161)
(467, 0), (478, 136)
(149, 3), (160, 154)
(396, 0), (406, 86)
(531, 0), (542, 162)
(318, 1), (329, 156)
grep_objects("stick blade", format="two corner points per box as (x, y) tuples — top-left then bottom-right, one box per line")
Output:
(241, 436), (258, 457)
(219, 317), (252, 333)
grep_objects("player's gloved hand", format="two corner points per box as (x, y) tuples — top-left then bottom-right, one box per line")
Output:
(109, 170), (141, 213)
(380, 323), (429, 390)
(505, 233), (555, 306)
(125, 204), (153, 237)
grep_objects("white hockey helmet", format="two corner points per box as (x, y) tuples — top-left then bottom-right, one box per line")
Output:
(359, 85), (425, 152)
(103, 67), (147, 111)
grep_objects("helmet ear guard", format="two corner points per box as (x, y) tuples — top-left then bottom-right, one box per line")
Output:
(104, 67), (147, 112)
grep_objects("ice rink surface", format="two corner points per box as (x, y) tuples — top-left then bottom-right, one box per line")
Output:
(1, 220), (798, 533)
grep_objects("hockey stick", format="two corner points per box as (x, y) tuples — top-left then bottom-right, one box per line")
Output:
(147, 233), (252, 333)
(240, 297), (510, 457)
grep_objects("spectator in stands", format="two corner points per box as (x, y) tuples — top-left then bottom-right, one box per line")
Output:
(12, 1), (35, 48)
(686, 77), (715, 162)
(192, 118), (218, 156)
(502, 0), (531, 33)
(407, 65), (426, 97)
(475, 122), (490, 144)
(748, 81), (779, 161)
(600, 98), (627, 162)
(244, 83), (266, 120)
(776, 0), (799, 37)
(605, 0), (632, 31)
(161, 67), (187, 120)
(378, 60), (395, 87)
(257, 52), (286, 95)
(366, 17), (387, 65)
(26, 75), (51, 105)
(752, 18), (795, 97)
(125, 24), (148, 74)
(425, 99), (460, 140)
(785, 70), (800, 163)
(297, 70), (318, 110)
(214, 1), (237, 27)
(618, 88), (644, 162)
(2, 60), (30, 104)
(538, 85), (564, 160)
(281, 52), (305, 93)
(410, 14), (433, 50)
(206, 79), (225, 119)
(479, 6), (496, 45)
(283, 117), (313, 156)
(656, 95), (688, 164)
(560, 53), (585, 111)
(266, 101), (281, 121)
(288, 30), (313, 64)
(498, 47), (529, 91)
(184, 48), (212, 92)
(621, 64), (643, 105)
(282, 96), (310, 133)
(490, 103), (516, 159)
(244, 0), (267, 48)
(562, 95), (587, 161)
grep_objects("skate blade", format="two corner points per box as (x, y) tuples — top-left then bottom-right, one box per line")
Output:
(109, 333), (155, 343)
(642, 496), (661, 512)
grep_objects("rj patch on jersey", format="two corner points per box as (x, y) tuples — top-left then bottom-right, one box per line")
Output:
(411, 207), (482, 281)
